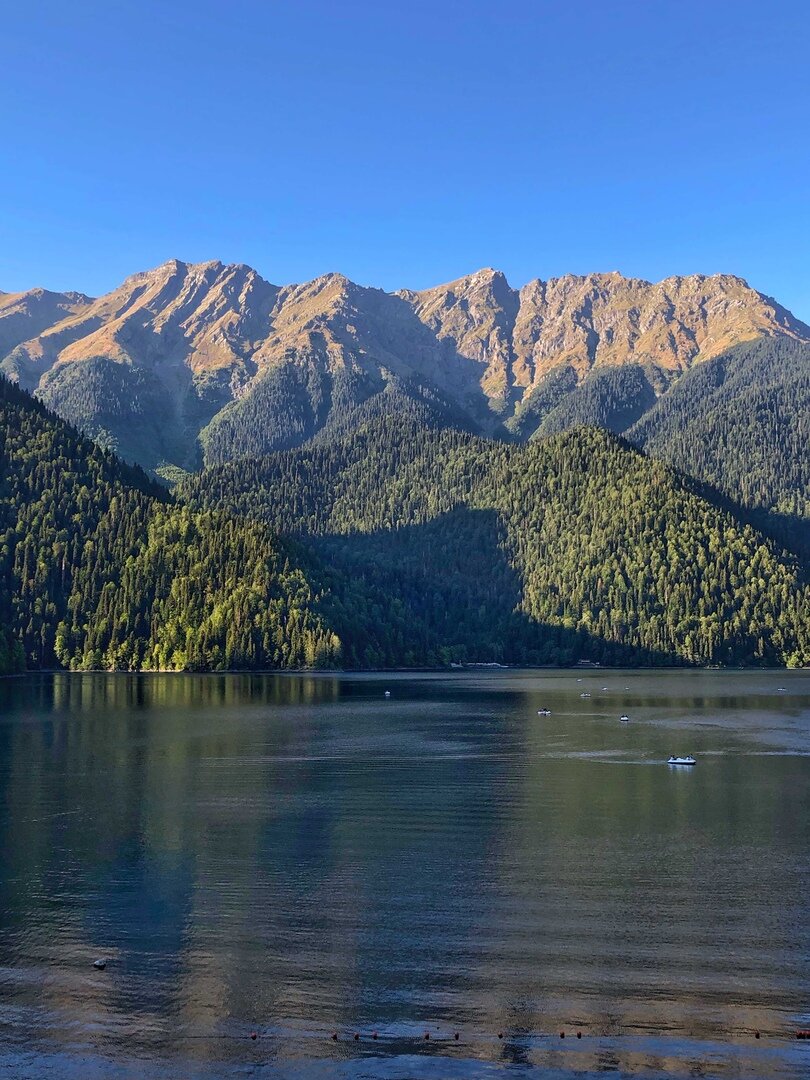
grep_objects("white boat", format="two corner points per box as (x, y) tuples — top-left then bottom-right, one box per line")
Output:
(537, 708), (551, 716)
(384, 691), (391, 698)
(619, 714), (629, 722)
(668, 755), (696, 766)
(580, 692), (590, 698)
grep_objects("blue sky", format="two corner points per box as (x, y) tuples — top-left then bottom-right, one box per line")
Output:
(1, 0), (809, 318)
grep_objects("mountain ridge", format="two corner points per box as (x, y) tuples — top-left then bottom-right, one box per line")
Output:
(2, 372), (807, 673)
(182, 413), (810, 668)
(1, 259), (808, 476)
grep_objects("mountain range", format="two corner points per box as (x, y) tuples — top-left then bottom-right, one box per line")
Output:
(1, 260), (807, 497)
(1, 258), (808, 675)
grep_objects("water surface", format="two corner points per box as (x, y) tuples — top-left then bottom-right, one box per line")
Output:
(0, 669), (808, 1078)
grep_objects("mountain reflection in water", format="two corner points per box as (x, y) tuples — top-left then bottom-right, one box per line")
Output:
(0, 669), (808, 1079)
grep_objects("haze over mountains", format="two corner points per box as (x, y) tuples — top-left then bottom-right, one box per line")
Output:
(1, 259), (807, 480)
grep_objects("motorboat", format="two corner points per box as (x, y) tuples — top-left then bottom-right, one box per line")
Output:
(668, 755), (696, 766)
(580, 692), (590, 698)
(619, 714), (629, 722)
(537, 708), (551, 716)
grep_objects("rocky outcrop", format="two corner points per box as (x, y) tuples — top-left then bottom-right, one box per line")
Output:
(397, 268), (520, 413)
(0, 287), (90, 371)
(511, 271), (805, 386)
(1, 259), (807, 472)
(402, 269), (808, 404)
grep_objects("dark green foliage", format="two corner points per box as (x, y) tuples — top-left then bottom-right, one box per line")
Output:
(199, 365), (481, 466)
(3, 363), (808, 675)
(306, 511), (669, 669)
(184, 417), (810, 667)
(200, 361), (337, 464)
(35, 358), (215, 473)
(505, 365), (579, 439)
(0, 630), (25, 674)
(0, 375), (341, 674)
(536, 365), (658, 437)
(505, 341), (808, 552)
(308, 374), (483, 447)
(629, 338), (810, 526)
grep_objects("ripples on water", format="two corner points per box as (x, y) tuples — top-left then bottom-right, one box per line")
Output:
(0, 669), (808, 1078)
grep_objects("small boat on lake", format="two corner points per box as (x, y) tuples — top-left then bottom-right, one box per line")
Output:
(580, 692), (590, 698)
(619, 714), (629, 722)
(537, 708), (551, 716)
(668, 755), (696, 766)
(384, 691), (391, 698)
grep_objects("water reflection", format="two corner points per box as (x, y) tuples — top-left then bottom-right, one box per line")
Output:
(0, 670), (808, 1078)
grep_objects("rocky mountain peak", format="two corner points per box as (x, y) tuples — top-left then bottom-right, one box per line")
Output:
(1, 260), (808, 472)
(0, 286), (92, 361)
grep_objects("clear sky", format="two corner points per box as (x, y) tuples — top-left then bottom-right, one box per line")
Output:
(1, 0), (809, 318)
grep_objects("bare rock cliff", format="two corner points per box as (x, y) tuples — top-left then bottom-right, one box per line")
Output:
(1, 260), (806, 470)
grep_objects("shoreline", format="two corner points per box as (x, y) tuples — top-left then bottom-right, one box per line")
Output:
(2, 663), (804, 680)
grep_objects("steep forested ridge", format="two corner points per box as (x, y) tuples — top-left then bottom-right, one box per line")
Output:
(629, 338), (810, 527)
(0, 376), (341, 674)
(184, 417), (810, 668)
(529, 365), (660, 437)
(200, 369), (484, 466)
(2, 372), (808, 675)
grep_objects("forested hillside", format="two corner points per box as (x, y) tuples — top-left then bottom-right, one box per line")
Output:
(2, 372), (808, 675)
(3, 259), (807, 570)
(184, 417), (810, 668)
(524, 365), (659, 438)
(629, 338), (810, 526)
(0, 376), (341, 674)
(200, 370), (483, 465)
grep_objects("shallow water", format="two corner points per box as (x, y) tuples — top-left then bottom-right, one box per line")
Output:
(0, 669), (808, 1078)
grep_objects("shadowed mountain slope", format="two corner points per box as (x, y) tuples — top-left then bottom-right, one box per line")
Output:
(0, 376), (689, 673)
(1, 371), (808, 672)
(2, 261), (806, 479)
(626, 337), (810, 565)
(184, 416), (810, 667)
(629, 337), (810, 521)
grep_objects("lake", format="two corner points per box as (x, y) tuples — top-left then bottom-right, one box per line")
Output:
(0, 669), (808, 1079)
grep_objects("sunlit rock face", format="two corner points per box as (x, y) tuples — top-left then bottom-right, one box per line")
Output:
(2, 259), (807, 472)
